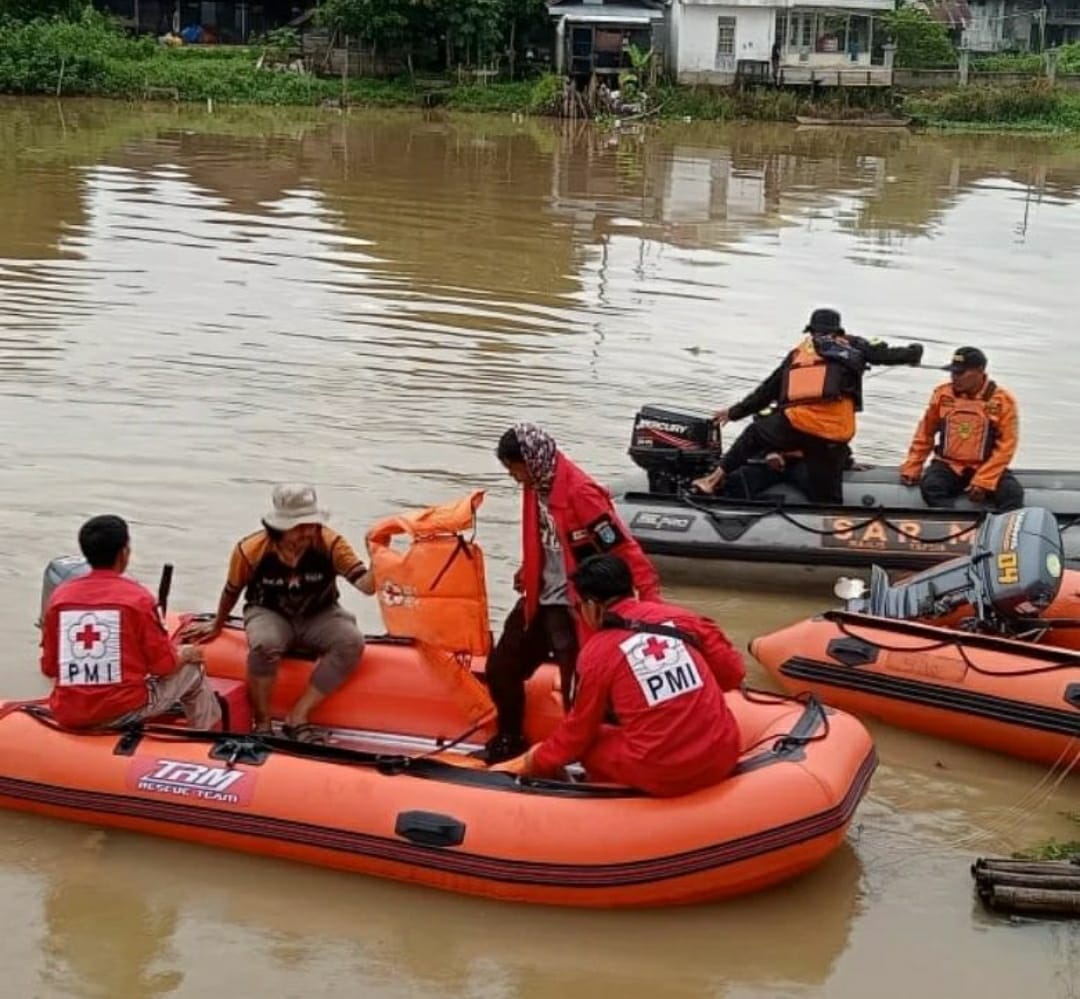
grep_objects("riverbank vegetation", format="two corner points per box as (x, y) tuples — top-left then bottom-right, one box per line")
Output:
(906, 83), (1080, 131)
(1016, 814), (1080, 861)
(4, 4), (1080, 131)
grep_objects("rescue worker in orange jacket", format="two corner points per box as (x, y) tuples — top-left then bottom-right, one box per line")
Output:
(693, 308), (923, 504)
(900, 347), (1023, 511)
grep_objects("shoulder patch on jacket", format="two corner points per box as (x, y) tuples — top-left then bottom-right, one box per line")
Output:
(587, 514), (625, 552)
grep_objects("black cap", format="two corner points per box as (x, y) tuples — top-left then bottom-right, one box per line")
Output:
(944, 346), (987, 373)
(806, 308), (844, 335)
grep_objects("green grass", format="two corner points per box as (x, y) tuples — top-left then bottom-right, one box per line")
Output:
(905, 82), (1080, 132)
(1014, 812), (1080, 860)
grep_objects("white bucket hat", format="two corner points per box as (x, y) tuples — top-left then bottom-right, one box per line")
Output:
(262, 483), (329, 532)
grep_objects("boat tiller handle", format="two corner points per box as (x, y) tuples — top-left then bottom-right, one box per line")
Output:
(158, 563), (174, 616)
(394, 810), (466, 848)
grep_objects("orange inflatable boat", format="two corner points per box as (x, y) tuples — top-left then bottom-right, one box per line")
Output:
(14, 491), (876, 907)
(0, 620), (875, 908)
(751, 507), (1080, 766)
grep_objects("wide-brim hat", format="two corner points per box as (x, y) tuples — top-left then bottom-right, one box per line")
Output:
(262, 483), (329, 532)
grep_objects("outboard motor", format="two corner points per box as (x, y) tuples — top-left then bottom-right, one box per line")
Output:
(38, 555), (89, 626)
(628, 405), (722, 495)
(845, 507), (1063, 630)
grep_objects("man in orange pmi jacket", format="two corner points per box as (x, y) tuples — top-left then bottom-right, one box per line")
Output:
(900, 346), (1023, 510)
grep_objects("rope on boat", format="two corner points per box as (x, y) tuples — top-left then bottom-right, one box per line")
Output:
(676, 490), (1080, 545)
(677, 490), (988, 543)
(832, 616), (1080, 679)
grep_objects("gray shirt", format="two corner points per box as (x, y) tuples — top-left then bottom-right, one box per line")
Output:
(537, 496), (569, 606)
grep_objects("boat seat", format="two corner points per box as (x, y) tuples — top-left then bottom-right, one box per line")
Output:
(158, 677), (252, 733)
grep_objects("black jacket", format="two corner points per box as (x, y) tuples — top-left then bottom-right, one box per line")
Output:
(728, 335), (922, 420)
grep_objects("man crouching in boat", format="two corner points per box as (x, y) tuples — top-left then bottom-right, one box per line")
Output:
(692, 308), (923, 503)
(899, 347), (1023, 511)
(40, 515), (221, 731)
(484, 424), (661, 764)
(491, 554), (744, 796)
(182, 484), (375, 743)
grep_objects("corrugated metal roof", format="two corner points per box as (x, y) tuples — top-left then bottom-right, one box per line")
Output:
(922, 0), (972, 29)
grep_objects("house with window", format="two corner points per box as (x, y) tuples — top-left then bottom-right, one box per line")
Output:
(94, 1), (298, 42)
(918, 0), (1039, 53)
(548, 0), (668, 82)
(670, 0), (895, 87)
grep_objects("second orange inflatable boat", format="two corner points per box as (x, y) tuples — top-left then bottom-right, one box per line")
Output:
(751, 507), (1080, 766)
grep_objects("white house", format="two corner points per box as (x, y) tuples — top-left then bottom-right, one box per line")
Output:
(670, 0), (895, 86)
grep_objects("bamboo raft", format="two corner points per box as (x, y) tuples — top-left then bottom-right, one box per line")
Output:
(973, 857), (1080, 917)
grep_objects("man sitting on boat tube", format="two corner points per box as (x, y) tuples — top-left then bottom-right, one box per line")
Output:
(900, 347), (1023, 511)
(40, 515), (221, 731)
(692, 308), (923, 504)
(485, 424), (661, 764)
(182, 484), (375, 743)
(491, 554), (744, 796)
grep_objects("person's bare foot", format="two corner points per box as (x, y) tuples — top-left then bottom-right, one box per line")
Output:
(692, 467), (725, 495)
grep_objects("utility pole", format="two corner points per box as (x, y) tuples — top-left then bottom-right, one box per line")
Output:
(1038, 4), (1047, 53)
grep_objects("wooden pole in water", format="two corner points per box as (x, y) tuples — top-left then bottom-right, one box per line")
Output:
(985, 886), (1080, 916)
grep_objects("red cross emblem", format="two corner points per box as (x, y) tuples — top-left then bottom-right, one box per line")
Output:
(75, 622), (102, 651)
(643, 636), (669, 661)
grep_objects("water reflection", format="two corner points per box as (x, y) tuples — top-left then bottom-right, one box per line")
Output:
(8, 824), (862, 998)
(1, 98), (1080, 998)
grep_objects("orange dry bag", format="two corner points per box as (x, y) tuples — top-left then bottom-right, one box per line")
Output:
(366, 491), (494, 724)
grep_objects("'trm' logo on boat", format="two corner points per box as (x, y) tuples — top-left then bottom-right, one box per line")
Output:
(128, 758), (256, 806)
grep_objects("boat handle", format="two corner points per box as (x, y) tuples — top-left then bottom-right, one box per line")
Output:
(394, 810), (466, 848)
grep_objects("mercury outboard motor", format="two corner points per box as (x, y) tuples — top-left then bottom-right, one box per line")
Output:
(628, 405), (722, 495)
(848, 507), (1063, 630)
(38, 555), (89, 626)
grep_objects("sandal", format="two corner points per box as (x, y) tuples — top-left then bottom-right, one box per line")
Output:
(282, 722), (330, 745)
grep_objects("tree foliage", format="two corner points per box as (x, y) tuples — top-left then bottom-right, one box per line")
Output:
(319, 0), (547, 71)
(0, 0), (87, 22)
(880, 6), (957, 69)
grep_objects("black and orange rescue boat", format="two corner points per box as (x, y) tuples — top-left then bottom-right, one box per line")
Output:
(617, 404), (1080, 582)
(751, 506), (1080, 766)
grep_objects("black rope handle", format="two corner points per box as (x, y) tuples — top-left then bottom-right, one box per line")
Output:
(833, 616), (1080, 679)
(678, 489), (987, 542)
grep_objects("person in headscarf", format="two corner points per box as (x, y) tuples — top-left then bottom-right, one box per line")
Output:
(484, 423), (661, 762)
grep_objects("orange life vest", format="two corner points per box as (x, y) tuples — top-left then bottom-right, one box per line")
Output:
(366, 491), (494, 723)
(936, 381), (998, 468)
(779, 337), (851, 406)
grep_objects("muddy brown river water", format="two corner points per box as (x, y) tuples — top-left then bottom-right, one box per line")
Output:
(1, 96), (1079, 998)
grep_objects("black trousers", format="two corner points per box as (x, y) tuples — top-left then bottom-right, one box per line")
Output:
(485, 599), (578, 742)
(720, 411), (848, 505)
(920, 460), (1025, 511)
(723, 460), (815, 500)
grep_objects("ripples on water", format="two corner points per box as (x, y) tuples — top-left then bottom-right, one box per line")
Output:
(1, 97), (1079, 998)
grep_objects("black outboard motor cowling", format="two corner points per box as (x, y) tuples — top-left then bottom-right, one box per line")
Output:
(858, 507), (1064, 626)
(628, 405), (722, 495)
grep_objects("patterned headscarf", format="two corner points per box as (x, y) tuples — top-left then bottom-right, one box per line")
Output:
(513, 423), (558, 493)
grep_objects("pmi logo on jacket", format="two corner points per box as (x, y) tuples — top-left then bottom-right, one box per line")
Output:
(619, 624), (703, 706)
(58, 609), (122, 686)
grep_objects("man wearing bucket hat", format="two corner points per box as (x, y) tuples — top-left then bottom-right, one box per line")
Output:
(900, 347), (1023, 510)
(182, 484), (375, 743)
(693, 308), (923, 504)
